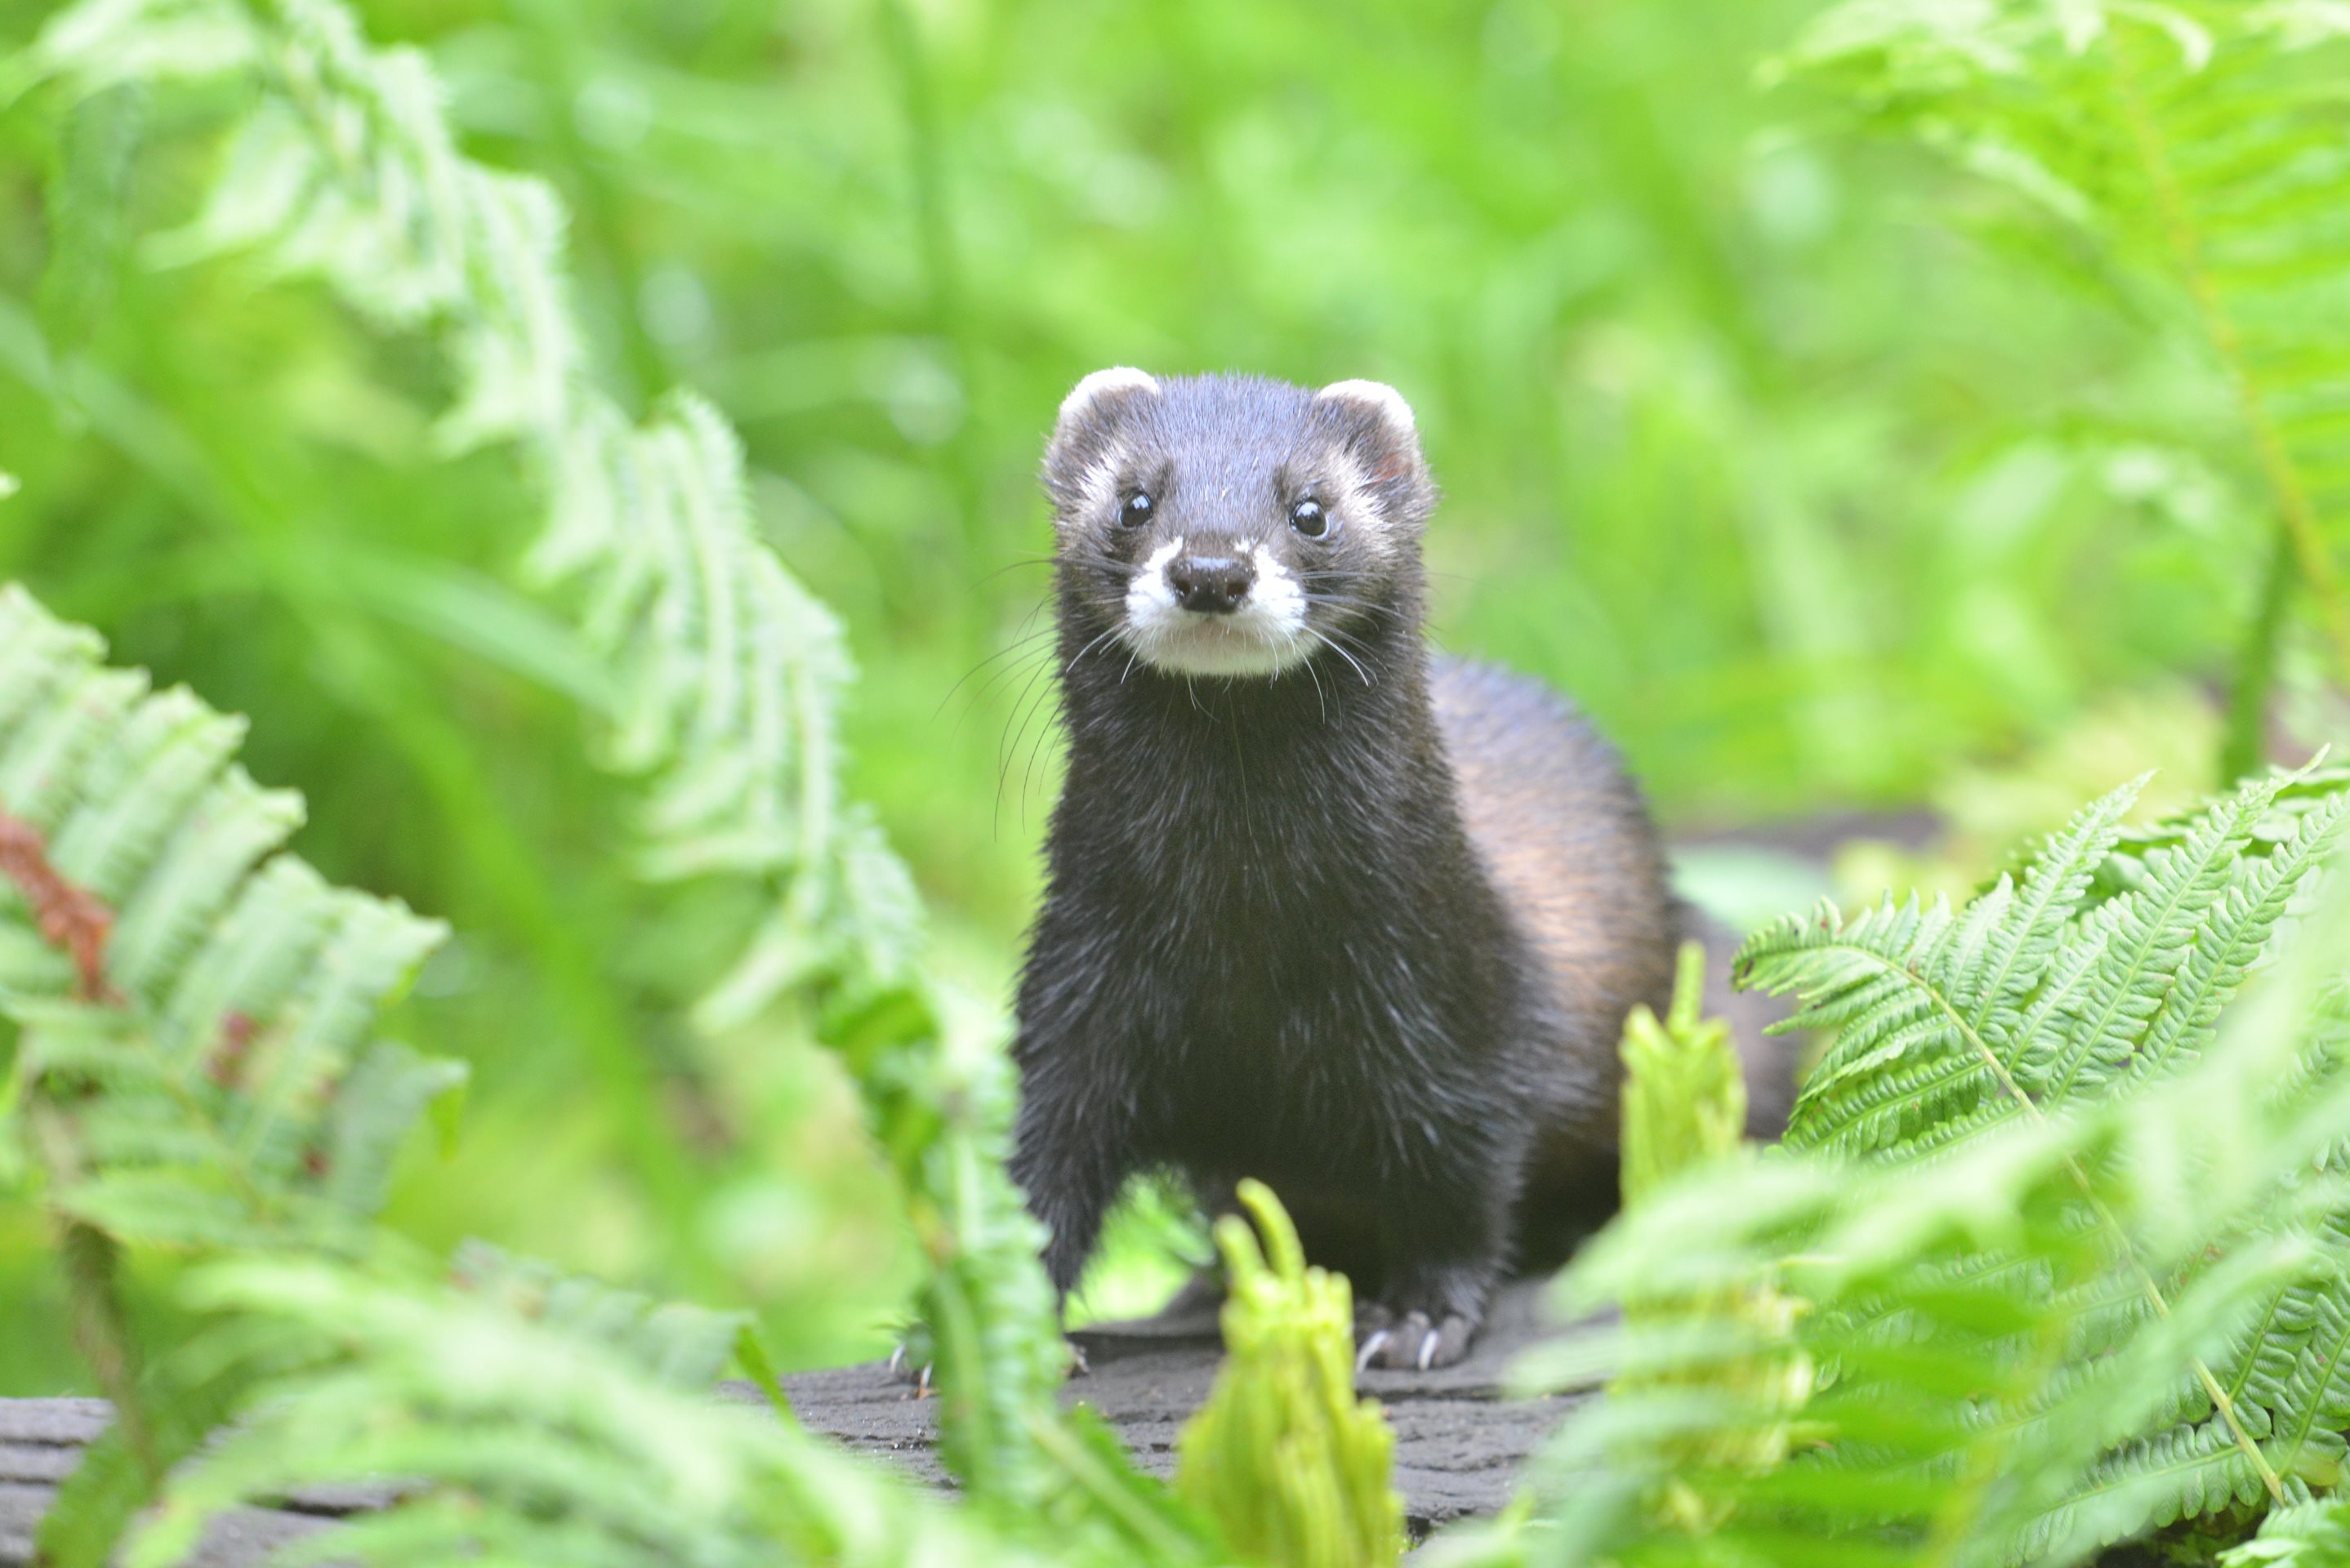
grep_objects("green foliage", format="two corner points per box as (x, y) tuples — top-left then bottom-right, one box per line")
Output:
(0, 581), (466, 1561)
(1619, 941), (1747, 1209)
(20, 0), (1075, 1512)
(1750, 768), (2346, 1158)
(123, 1247), (1086, 1568)
(1176, 1179), (1404, 1568)
(1610, 945), (1810, 1533)
(1773, 0), (2350, 739)
(0, 584), (1210, 1566)
(1501, 777), (2350, 1565)
(2231, 1497), (2350, 1568)
(23, 0), (918, 1031)
(0, 583), (461, 1253)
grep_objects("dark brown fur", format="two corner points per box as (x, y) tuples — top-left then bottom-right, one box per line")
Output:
(1009, 371), (1702, 1368)
(1433, 661), (1682, 1250)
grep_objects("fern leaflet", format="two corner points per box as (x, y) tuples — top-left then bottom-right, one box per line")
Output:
(1773, 0), (2350, 677)
(1509, 778), (2350, 1562)
(17, 0), (1075, 1511)
(0, 584), (462, 1251)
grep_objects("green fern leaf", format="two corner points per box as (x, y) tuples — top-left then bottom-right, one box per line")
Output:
(126, 1253), (1080, 1568)
(1747, 772), (2347, 1162)
(1773, 0), (2350, 674)
(21, 0), (1077, 1509)
(0, 586), (462, 1252)
(1531, 780), (2350, 1563)
(2032, 774), (2294, 1103)
(2229, 1494), (2350, 1566)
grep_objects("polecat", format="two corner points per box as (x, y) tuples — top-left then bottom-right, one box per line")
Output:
(1008, 368), (1690, 1370)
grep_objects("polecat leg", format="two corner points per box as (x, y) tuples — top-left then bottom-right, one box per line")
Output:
(1354, 1258), (1495, 1372)
(1007, 1093), (1130, 1299)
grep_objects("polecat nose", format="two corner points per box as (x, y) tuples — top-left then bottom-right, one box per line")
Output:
(1166, 555), (1255, 615)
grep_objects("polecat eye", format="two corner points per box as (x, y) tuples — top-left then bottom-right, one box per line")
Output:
(1119, 491), (1153, 528)
(1289, 498), (1332, 539)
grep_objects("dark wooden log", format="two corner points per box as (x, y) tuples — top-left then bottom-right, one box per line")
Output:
(1, 1280), (1580, 1563)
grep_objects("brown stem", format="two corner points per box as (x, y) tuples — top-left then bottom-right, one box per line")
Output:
(2, 801), (158, 1471)
(57, 1218), (158, 1482)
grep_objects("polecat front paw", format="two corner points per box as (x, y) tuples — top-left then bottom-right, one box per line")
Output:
(888, 1334), (1090, 1389)
(1354, 1262), (1490, 1371)
(886, 1338), (935, 1392)
(1353, 1302), (1477, 1371)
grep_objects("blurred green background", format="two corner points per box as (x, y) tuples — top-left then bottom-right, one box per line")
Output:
(0, 0), (2302, 1389)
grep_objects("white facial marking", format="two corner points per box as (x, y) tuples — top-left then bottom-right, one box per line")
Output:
(1121, 537), (1315, 679)
(1071, 451), (1126, 531)
(1125, 537), (1184, 622)
(1059, 366), (1159, 424)
(1247, 542), (1307, 637)
(1313, 377), (1416, 432)
(1052, 368), (1158, 535)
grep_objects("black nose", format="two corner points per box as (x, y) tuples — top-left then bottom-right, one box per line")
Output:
(1167, 555), (1255, 614)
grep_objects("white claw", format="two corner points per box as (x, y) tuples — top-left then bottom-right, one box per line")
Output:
(1355, 1330), (1391, 1374)
(888, 1343), (905, 1375)
(1418, 1330), (1440, 1372)
(917, 1362), (934, 1395)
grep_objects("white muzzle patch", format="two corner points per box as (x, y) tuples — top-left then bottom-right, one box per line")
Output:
(1121, 537), (1314, 678)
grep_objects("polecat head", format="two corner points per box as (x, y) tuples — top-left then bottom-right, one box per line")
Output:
(1043, 370), (1436, 679)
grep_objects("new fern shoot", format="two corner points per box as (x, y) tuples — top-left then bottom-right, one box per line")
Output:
(1176, 1179), (1406, 1568)
(1619, 941), (1746, 1210)
(1506, 772), (2350, 1567)
(1608, 943), (1811, 1536)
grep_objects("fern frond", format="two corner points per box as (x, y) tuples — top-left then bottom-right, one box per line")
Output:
(2228, 1493), (2350, 1566)
(1773, 0), (2350, 675)
(2129, 791), (2350, 1085)
(2033, 772), (2294, 1102)
(1740, 889), (2008, 1156)
(0, 586), (460, 1251)
(1747, 771), (2348, 1160)
(1524, 858), (2350, 1563)
(1175, 1181), (1402, 1568)
(22, 0), (912, 1029)
(1964, 773), (2149, 1028)
(126, 1252), (1090, 1568)
(1527, 777), (2350, 1564)
(20, 0), (1075, 1508)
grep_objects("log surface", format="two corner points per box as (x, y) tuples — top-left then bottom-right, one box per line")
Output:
(1, 1280), (1577, 1562)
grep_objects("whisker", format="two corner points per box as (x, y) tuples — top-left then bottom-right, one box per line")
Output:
(1298, 591), (1407, 623)
(974, 557), (1059, 586)
(1300, 617), (1381, 664)
(1309, 628), (1373, 687)
(995, 652), (1062, 838)
(959, 637), (1059, 721)
(1064, 622), (1123, 675)
(1022, 693), (1072, 823)
(937, 626), (1058, 719)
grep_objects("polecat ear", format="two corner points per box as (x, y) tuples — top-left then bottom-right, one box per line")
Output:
(1045, 368), (1160, 508)
(1313, 379), (1425, 487)
(1059, 366), (1161, 430)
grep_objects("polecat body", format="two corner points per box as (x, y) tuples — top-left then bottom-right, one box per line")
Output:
(1009, 369), (1682, 1369)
